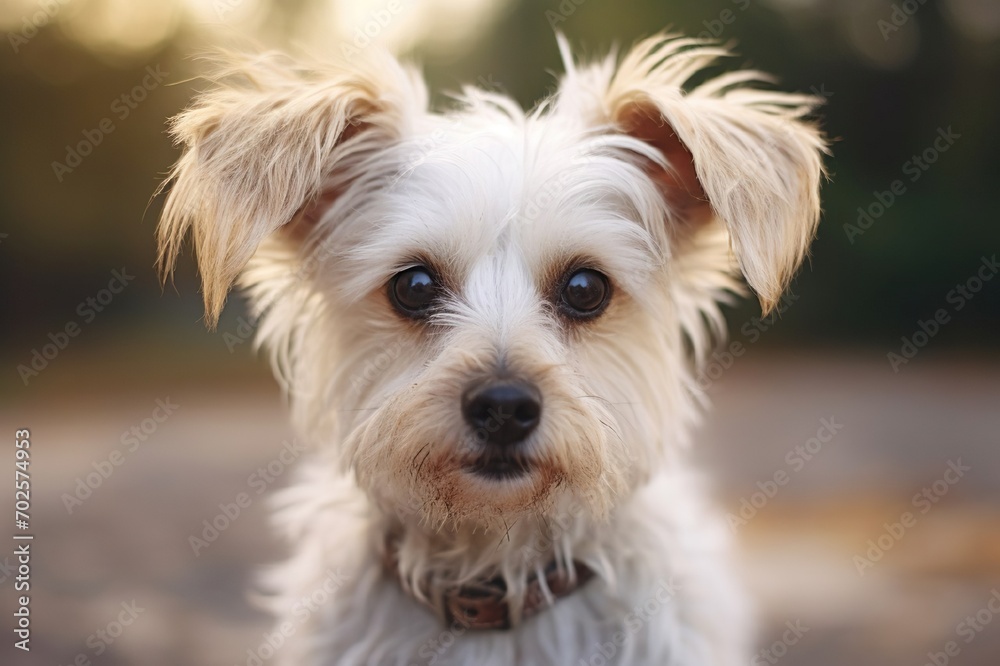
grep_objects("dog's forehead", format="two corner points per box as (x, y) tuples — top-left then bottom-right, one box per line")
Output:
(367, 112), (663, 294)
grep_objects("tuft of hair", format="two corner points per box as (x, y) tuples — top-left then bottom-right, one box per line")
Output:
(556, 33), (828, 313)
(155, 49), (426, 326)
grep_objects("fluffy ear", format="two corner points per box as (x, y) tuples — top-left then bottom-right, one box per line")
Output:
(556, 35), (827, 313)
(156, 50), (426, 326)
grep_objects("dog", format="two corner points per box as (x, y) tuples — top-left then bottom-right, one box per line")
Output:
(157, 32), (825, 666)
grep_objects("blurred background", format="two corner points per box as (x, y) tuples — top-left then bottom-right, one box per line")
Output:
(1, 0), (999, 664)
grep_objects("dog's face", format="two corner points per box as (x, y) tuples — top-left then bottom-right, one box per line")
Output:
(158, 36), (825, 531)
(321, 115), (672, 527)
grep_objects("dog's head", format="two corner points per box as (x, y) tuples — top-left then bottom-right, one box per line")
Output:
(158, 36), (825, 531)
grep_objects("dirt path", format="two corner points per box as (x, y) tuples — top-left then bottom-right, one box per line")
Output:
(2, 353), (998, 665)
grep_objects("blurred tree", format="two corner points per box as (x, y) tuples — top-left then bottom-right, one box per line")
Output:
(1, 0), (997, 356)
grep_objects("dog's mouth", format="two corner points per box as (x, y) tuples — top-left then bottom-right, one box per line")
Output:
(463, 452), (533, 480)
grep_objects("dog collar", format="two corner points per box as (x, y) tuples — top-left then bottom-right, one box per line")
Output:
(382, 538), (594, 631)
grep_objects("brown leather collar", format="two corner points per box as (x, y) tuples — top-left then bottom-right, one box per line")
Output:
(382, 539), (594, 631)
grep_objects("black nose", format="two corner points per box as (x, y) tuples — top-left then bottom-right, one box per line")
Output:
(462, 381), (542, 447)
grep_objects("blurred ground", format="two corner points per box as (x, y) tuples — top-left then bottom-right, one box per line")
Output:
(1, 351), (997, 666)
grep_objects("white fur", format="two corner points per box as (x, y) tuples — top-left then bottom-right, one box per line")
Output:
(158, 33), (826, 666)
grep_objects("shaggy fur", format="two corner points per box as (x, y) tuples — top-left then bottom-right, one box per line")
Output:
(158, 33), (826, 666)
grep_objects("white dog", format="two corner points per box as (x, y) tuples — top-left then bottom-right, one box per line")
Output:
(157, 33), (825, 666)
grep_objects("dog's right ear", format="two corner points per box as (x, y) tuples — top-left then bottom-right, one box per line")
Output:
(554, 34), (827, 315)
(157, 50), (426, 326)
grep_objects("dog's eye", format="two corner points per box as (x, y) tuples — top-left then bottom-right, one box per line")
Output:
(559, 268), (610, 319)
(389, 266), (438, 317)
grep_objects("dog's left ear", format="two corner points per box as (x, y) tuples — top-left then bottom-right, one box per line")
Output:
(556, 35), (827, 313)
(157, 50), (426, 326)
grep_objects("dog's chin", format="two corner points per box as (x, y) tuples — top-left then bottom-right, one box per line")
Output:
(398, 447), (564, 525)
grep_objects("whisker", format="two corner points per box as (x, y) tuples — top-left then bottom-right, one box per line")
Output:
(599, 419), (625, 446)
(411, 442), (430, 469)
(495, 517), (517, 551)
(415, 447), (432, 479)
(576, 395), (635, 407)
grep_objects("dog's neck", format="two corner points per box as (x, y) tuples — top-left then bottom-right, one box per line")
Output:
(377, 503), (600, 629)
(381, 530), (594, 629)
